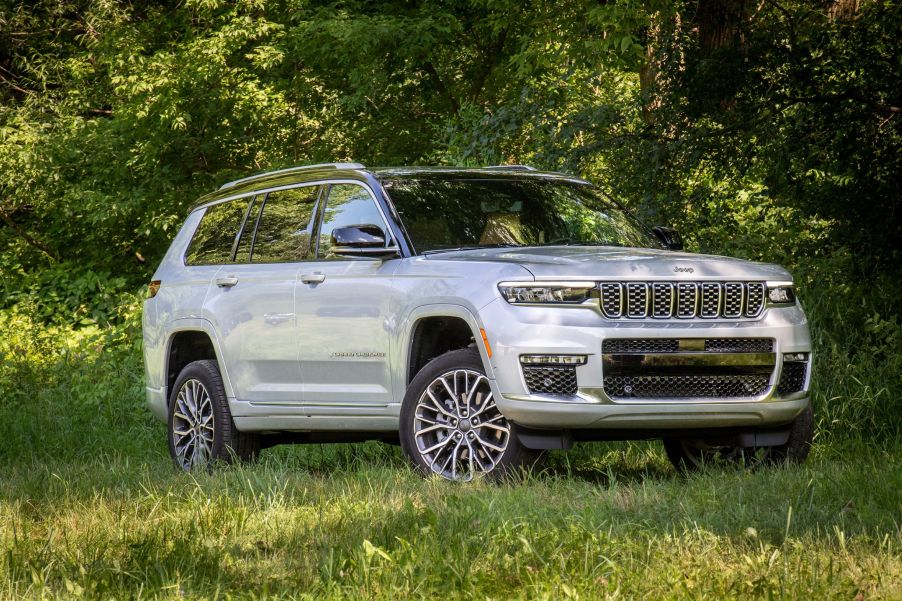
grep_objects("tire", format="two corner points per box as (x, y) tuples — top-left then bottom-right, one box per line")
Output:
(663, 402), (814, 473)
(167, 359), (260, 471)
(400, 348), (536, 481)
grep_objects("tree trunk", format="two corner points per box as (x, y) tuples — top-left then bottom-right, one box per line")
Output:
(695, 0), (749, 58)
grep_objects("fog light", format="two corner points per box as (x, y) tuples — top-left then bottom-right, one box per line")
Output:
(783, 352), (808, 362)
(519, 355), (588, 365)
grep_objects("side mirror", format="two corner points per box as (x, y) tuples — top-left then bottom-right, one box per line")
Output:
(331, 224), (400, 258)
(652, 226), (683, 251)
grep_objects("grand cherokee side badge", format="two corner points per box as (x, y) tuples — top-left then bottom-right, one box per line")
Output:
(330, 351), (387, 359)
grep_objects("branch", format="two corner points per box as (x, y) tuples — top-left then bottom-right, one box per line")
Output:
(469, 26), (509, 103)
(423, 61), (460, 114)
(873, 103), (901, 114)
(0, 201), (59, 262)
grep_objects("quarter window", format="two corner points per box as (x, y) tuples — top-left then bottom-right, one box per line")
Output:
(318, 184), (388, 259)
(250, 185), (320, 263)
(185, 199), (250, 265)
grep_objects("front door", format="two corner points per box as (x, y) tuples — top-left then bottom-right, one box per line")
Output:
(296, 183), (398, 407)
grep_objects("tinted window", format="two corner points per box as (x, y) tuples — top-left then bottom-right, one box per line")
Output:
(318, 184), (387, 259)
(233, 194), (263, 263)
(250, 186), (320, 263)
(185, 199), (250, 265)
(382, 177), (660, 253)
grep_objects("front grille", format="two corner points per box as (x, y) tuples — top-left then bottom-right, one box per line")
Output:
(603, 374), (770, 399)
(600, 281), (766, 319)
(602, 338), (774, 354)
(523, 366), (578, 395)
(777, 362), (807, 395)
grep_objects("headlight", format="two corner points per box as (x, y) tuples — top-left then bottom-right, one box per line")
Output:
(767, 283), (796, 304)
(498, 282), (596, 305)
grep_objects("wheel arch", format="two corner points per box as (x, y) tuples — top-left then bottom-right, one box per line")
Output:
(396, 304), (495, 391)
(163, 319), (234, 410)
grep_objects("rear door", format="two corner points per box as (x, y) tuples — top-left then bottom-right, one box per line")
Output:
(205, 184), (321, 404)
(295, 182), (398, 407)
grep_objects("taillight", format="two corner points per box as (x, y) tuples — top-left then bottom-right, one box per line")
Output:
(148, 280), (161, 298)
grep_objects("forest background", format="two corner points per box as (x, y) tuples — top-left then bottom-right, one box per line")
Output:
(0, 0), (902, 596)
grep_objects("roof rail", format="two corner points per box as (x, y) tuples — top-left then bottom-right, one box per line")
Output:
(483, 164), (538, 171)
(219, 162), (366, 190)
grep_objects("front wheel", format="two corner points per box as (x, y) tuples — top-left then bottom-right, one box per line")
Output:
(400, 348), (535, 481)
(664, 402), (814, 472)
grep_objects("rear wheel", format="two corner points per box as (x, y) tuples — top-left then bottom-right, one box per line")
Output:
(400, 348), (535, 481)
(167, 359), (260, 471)
(664, 402), (814, 472)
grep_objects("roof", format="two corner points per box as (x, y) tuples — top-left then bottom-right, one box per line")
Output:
(191, 163), (585, 211)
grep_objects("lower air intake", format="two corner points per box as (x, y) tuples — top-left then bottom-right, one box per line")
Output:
(604, 374), (770, 399)
(777, 362), (807, 395)
(523, 366), (578, 395)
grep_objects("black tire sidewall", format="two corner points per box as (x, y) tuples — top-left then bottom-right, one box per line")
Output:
(664, 401), (815, 472)
(167, 359), (244, 469)
(400, 348), (529, 479)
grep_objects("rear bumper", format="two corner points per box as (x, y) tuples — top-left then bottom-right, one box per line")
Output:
(146, 386), (167, 422)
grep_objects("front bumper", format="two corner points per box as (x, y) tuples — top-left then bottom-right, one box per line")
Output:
(479, 298), (812, 430)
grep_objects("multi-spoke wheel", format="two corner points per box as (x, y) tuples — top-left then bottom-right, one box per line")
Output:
(167, 359), (259, 471)
(664, 402), (814, 473)
(171, 378), (215, 469)
(400, 348), (534, 481)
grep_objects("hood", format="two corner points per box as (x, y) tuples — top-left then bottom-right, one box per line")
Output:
(423, 246), (792, 281)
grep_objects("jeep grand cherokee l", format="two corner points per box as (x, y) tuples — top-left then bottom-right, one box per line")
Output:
(143, 163), (813, 480)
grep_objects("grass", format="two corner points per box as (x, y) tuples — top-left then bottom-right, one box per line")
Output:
(1, 310), (901, 599)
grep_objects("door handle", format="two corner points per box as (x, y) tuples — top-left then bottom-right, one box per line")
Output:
(301, 272), (326, 284)
(215, 276), (239, 288)
(264, 313), (294, 326)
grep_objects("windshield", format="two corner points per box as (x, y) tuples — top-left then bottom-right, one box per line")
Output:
(381, 176), (662, 253)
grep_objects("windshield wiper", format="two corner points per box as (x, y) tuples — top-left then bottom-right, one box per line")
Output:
(536, 241), (626, 247)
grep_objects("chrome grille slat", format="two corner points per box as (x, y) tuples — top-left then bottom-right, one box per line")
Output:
(723, 282), (744, 318)
(600, 281), (766, 319)
(600, 283), (623, 318)
(746, 282), (765, 317)
(700, 283), (721, 318)
(652, 283), (674, 318)
(626, 283), (649, 318)
(676, 283), (698, 318)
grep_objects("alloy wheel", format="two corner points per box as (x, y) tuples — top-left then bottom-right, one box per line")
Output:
(171, 378), (215, 470)
(413, 368), (511, 481)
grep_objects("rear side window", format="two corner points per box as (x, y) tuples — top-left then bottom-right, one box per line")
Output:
(185, 199), (250, 265)
(250, 185), (320, 263)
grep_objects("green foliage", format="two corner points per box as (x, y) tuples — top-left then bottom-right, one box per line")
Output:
(0, 313), (900, 598)
(2, 2), (901, 596)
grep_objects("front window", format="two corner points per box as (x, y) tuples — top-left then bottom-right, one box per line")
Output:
(317, 183), (389, 259)
(382, 176), (660, 253)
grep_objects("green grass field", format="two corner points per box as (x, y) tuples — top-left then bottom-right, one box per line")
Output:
(1, 316), (900, 599)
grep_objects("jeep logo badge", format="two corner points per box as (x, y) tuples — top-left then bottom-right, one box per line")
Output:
(673, 266), (694, 274)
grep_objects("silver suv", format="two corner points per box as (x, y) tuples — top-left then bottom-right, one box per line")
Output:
(143, 163), (813, 480)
